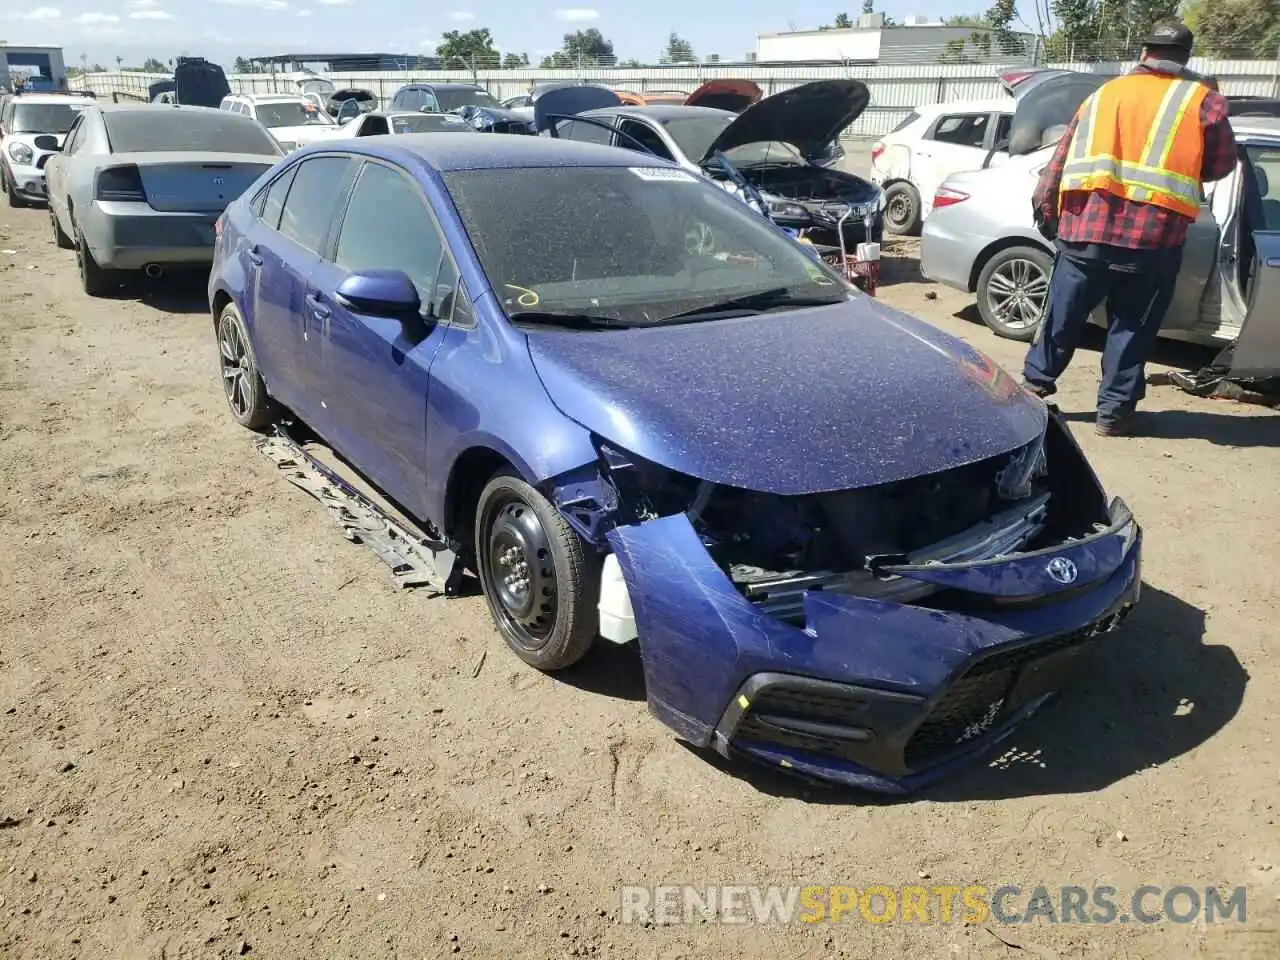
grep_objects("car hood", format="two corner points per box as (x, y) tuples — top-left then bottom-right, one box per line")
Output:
(526, 299), (1046, 495)
(699, 79), (870, 163)
(174, 59), (231, 108)
(533, 84), (622, 132)
(684, 79), (762, 113)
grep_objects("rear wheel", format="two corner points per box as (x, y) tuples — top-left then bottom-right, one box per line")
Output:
(216, 301), (276, 430)
(977, 245), (1053, 342)
(74, 226), (117, 297)
(475, 472), (599, 671)
(883, 182), (921, 236)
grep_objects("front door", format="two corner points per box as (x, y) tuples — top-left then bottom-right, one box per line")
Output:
(308, 159), (454, 518)
(1228, 141), (1280, 378)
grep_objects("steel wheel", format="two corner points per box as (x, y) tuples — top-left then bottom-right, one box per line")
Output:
(985, 257), (1049, 332)
(482, 493), (560, 650)
(883, 182), (921, 236)
(219, 315), (253, 419)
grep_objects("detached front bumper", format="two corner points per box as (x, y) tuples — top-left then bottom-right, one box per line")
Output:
(607, 498), (1141, 794)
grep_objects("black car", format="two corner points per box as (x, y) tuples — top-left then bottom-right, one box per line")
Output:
(388, 82), (501, 114)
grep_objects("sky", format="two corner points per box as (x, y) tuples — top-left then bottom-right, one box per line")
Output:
(2, 0), (979, 69)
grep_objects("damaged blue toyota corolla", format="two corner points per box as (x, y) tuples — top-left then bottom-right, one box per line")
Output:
(209, 133), (1142, 793)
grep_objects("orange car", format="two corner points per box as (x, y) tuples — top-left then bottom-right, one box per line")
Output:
(612, 80), (761, 113)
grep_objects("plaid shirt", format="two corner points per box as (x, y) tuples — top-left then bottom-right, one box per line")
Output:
(1033, 66), (1238, 250)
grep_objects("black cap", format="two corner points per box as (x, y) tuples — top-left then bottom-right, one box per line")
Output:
(1143, 19), (1194, 52)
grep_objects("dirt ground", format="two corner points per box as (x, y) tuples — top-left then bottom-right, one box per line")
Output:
(1, 199), (1279, 960)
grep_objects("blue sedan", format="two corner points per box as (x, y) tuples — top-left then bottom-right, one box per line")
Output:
(208, 134), (1142, 793)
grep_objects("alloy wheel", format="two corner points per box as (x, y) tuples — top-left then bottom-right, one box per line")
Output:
(985, 257), (1050, 332)
(218, 315), (252, 418)
(482, 493), (560, 651)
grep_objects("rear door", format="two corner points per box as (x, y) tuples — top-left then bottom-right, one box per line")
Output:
(913, 111), (995, 215)
(1227, 141), (1280, 377)
(248, 154), (357, 424)
(308, 160), (454, 515)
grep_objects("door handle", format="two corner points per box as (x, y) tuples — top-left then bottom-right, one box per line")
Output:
(247, 246), (263, 266)
(306, 293), (331, 321)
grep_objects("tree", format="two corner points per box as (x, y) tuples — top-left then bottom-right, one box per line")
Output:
(540, 28), (614, 67)
(437, 27), (499, 68)
(983, 0), (1028, 56)
(835, 12), (853, 27)
(115, 56), (123, 70)
(233, 56), (254, 73)
(860, 0), (872, 11)
(664, 32), (696, 63)
(501, 52), (530, 67)
(705, 52), (721, 62)
(1185, 0), (1280, 58)
(141, 57), (167, 73)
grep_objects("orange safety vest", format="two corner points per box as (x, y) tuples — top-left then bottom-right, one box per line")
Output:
(1059, 71), (1210, 220)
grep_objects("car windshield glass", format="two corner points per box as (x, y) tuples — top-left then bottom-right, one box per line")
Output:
(391, 114), (476, 134)
(660, 114), (734, 161)
(11, 102), (88, 134)
(442, 165), (849, 327)
(103, 110), (282, 155)
(723, 141), (807, 166)
(436, 88), (500, 111)
(256, 101), (335, 127)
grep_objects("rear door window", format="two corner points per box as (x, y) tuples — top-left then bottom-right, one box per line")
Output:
(277, 155), (356, 252)
(617, 119), (674, 160)
(928, 113), (990, 148)
(256, 165), (298, 230)
(556, 117), (613, 145)
(993, 113), (1013, 148)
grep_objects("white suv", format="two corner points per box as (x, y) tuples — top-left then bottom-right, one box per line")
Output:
(869, 98), (1013, 235)
(218, 93), (341, 153)
(0, 93), (95, 206)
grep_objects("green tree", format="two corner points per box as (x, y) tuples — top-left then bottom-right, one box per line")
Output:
(232, 56), (254, 73)
(1185, 0), (1280, 58)
(501, 52), (530, 67)
(437, 27), (499, 68)
(983, 0), (1028, 55)
(141, 57), (167, 73)
(664, 31), (696, 63)
(860, 0), (872, 11)
(540, 28), (614, 66)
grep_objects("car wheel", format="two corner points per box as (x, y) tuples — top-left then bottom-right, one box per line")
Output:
(73, 227), (117, 297)
(216, 301), (276, 431)
(475, 471), (599, 672)
(977, 245), (1053, 342)
(883, 182), (921, 236)
(49, 205), (73, 249)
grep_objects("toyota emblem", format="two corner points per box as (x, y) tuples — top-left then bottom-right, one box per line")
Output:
(1046, 557), (1078, 585)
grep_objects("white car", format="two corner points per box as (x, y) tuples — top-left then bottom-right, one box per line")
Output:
(217, 93), (342, 153)
(331, 110), (477, 138)
(0, 92), (95, 206)
(870, 96), (1015, 235)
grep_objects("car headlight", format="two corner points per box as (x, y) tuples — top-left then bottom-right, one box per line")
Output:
(277, 140), (297, 153)
(767, 198), (808, 219)
(7, 142), (34, 165)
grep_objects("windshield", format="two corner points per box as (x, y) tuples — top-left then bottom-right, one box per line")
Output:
(11, 102), (88, 134)
(104, 111), (283, 155)
(441, 165), (849, 327)
(437, 88), (500, 112)
(255, 101), (335, 128)
(660, 114), (733, 161)
(391, 113), (476, 134)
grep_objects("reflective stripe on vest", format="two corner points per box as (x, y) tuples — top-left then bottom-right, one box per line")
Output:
(1059, 74), (1207, 219)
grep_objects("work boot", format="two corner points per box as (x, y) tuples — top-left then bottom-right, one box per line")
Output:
(1095, 412), (1138, 436)
(1021, 379), (1056, 399)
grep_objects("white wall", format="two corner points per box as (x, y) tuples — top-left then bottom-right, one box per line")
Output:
(756, 31), (881, 63)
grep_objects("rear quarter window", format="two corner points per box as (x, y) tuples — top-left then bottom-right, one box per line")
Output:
(104, 110), (283, 156)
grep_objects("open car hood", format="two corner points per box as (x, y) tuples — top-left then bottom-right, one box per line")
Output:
(173, 58), (231, 108)
(684, 78), (762, 113)
(699, 79), (869, 163)
(1007, 71), (1110, 156)
(533, 84), (621, 133)
(527, 300), (1046, 495)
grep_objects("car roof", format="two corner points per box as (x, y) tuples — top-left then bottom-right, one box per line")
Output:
(1231, 116), (1280, 138)
(910, 98), (1012, 117)
(9, 94), (96, 105)
(399, 82), (486, 92)
(94, 103), (234, 116)
(579, 104), (734, 121)
(232, 93), (310, 103)
(302, 132), (676, 172)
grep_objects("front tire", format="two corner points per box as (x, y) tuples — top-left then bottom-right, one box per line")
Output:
(976, 245), (1053, 342)
(475, 472), (599, 671)
(883, 182), (921, 236)
(216, 301), (276, 430)
(50, 206), (73, 249)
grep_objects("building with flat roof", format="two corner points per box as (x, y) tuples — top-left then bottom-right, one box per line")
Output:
(756, 13), (1036, 64)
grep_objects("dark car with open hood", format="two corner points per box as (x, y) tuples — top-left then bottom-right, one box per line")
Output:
(540, 79), (883, 248)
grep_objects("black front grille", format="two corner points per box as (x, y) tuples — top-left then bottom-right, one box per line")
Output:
(903, 629), (1094, 770)
(736, 685), (874, 763)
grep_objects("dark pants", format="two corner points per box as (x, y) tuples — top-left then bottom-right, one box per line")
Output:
(1023, 241), (1182, 422)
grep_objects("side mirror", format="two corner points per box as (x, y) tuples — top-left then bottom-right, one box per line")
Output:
(334, 269), (422, 317)
(33, 134), (60, 152)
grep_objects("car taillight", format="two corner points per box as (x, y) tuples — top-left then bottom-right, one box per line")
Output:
(933, 186), (970, 210)
(215, 214), (224, 240)
(96, 164), (146, 202)
(871, 142), (885, 166)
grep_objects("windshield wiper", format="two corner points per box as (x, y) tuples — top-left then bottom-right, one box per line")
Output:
(657, 286), (848, 324)
(507, 310), (636, 330)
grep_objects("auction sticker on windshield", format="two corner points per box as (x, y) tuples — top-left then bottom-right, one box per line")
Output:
(629, 167), (699, 183)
